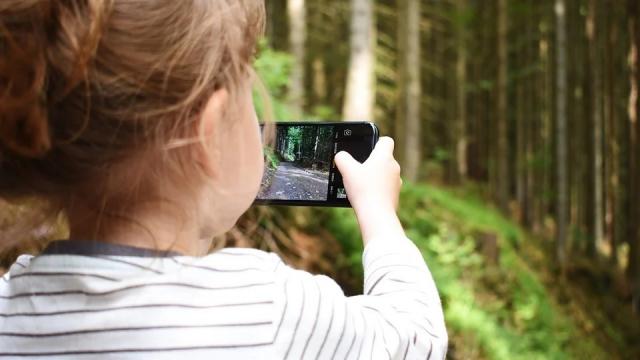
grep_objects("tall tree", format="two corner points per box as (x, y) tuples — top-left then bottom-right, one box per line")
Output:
(628, 0), (640, 313)
(454, 0), (468, 182)
(287, 0), (306, 118)
(343, 0), (375, 121)
(603, 0), (619, 264)
(496, 0), (509, 211)
(555, 0), (568, 269)
(397, 0), (422, 182)
(586, 0), (605, 255)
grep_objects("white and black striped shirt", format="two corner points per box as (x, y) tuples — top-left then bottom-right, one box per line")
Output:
(0, 238), (447, 359)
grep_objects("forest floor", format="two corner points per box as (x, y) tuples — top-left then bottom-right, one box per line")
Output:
(258, 161), (329, 201)
(319, 182), (640, 360)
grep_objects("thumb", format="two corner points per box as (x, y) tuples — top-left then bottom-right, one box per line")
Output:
(335, 151), (360, 178)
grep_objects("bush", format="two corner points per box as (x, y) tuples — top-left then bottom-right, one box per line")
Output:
(253, 41), (293, 121)
(263, 147), (280, 170)
(323, 182), (607, 360)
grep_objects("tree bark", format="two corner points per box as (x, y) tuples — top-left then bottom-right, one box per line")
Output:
(496, 0), (509, 212)
(628, 0), (640, 314)
(586, 0), (605, 256)
(287, 0), (306, 118)
(604, 0), (619, 263)
(555, 0), (568, 269)
(396, 0), (422, 182)
(343, 0), (375, 122)
(455, 0), (468, 182)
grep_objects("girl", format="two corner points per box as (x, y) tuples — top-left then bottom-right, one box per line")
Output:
(0, 0), (447, 359)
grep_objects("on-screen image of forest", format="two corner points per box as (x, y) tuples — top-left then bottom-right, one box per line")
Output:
(258, 125), (333, 201)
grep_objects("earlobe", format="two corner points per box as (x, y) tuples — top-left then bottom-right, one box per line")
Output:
(195, 88), (229, 178)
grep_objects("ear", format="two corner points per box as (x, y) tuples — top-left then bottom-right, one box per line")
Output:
(194, 88), (229, 177)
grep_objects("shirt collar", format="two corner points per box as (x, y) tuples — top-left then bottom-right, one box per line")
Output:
(41, 240), (183, 257)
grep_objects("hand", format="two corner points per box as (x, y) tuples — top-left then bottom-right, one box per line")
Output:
(335, 137), (405, 245)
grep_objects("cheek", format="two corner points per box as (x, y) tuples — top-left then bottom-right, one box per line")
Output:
(246, 117), (264, 194)
(227, 108), (263, 197)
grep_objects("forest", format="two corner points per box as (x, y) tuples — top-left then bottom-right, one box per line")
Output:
(258, 125), (333, 201)
(273, 125), (333, 170)
(1, 0), (639, 358)
(253, 0), (640, 358)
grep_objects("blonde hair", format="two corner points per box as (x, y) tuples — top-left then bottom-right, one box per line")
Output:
(0, 0), (265, 247)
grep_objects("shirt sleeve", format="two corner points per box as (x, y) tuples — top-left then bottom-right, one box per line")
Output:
(270, 237), (448, 360)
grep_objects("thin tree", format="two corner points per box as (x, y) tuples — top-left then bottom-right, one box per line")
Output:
(455, 0), (468, 181)
(496, 0), (509, 211)
(397, 0), (422, 182)
(555, 0), (568, 270)
(628, 0), (640, 314)
(343, 0), (375, 121)
(287, 0), (306, 118)
(604, 0), (619, 264)
(586, 0), (605, 255)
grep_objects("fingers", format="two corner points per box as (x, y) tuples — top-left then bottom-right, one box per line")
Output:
(371, 137), (395, 160)
(335, 150), (359, 177)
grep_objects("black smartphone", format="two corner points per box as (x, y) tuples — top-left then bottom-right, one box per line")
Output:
(255, 121), (379, 207)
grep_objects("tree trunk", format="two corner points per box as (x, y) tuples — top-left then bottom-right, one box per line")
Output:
(604, 0), (619, 263)
(313, 126), (319, 162)
(395, 5), (407, 167)
(555, 0), (568, 270)
(628, 0), (640, 314)
(496, 0), (509, 212)
(516, 66), (526, 223)
(312, 58), (327, 105)
(397, 0), (422, 182)
(523, 0), (536, 227)
(343, 0), (375, 122)
(455, 0), (468, 182)
(287, 0), (306, 118)
(586, 0), (605, 256)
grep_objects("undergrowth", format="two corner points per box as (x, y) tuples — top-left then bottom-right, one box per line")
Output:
(324, 182), (611, 360)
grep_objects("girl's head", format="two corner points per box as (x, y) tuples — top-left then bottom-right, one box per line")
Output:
(0, 0), (266, 252)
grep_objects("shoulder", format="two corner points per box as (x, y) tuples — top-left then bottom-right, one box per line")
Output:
(3, 254), (34, 279)
(199, 247), (284, 272)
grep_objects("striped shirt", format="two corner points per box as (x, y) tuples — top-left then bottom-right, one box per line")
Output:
(0, 237), (447, 359)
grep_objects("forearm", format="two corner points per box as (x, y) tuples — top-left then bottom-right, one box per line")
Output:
(354, 208), (405, 246)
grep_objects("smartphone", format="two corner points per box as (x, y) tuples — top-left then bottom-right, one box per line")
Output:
(255, 121), (379, 207)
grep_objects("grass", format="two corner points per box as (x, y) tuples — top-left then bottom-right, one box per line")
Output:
(324, 182), (611, 360)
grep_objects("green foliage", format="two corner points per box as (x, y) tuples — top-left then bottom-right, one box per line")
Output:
(263, 147), (280, 170)
(309, 105), (339, 121)
(324, 183), (608, 360)
(323, 207), (364, 283)
(253, 40), (294, 121)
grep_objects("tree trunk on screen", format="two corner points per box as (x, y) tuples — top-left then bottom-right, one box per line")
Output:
(343, 0), (375, 122)
(496, 0), (509, 212)
(287, 0), (306, 118)
(397, 0), (422, 182)
(555, 0), (568, 269)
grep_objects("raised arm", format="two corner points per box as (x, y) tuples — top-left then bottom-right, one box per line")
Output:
(270, 137), (447, 359)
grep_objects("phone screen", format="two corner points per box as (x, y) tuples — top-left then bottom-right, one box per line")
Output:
(256, 122), (378, 207)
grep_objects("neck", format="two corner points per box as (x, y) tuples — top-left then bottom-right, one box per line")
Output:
(66, 200), (210, 256)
